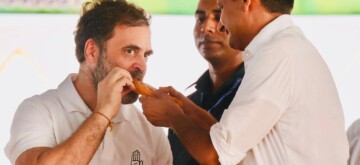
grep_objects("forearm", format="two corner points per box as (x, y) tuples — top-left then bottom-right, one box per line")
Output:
(183, 105), (218, 131)
(170, 113), (220, 165)
(17, 113), (108, 165)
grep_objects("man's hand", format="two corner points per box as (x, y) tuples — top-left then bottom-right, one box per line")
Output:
(139, 87), (184, 127)
(159, 86), (202, 117)
(95, 67), (135, 119)
(159, 86), (218, 130)
(141, 87), (220, 165)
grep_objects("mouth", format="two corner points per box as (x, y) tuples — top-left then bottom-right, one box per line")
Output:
(125, 74), (143, 95)
(122, 86), (133, 96)
(199, 40), (222, 48)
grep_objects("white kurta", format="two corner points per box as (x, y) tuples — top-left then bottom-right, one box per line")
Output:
(210, 15), (349, 165)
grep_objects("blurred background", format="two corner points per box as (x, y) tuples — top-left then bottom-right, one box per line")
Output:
(1, 0), (360, 164)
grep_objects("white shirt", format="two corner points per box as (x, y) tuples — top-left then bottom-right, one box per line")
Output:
(5, 74), (172, 165)
(210, 15), (349, 165)
(347, 119), (360, 165)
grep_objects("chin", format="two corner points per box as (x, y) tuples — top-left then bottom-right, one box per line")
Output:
(229, 36), (243, 51)
(121, 92), (139, 104)
(229, 41), (239, 51)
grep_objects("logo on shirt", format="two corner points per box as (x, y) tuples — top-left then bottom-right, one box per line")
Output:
(131, 150), (143, 165)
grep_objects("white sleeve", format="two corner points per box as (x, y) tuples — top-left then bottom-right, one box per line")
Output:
(210, 48), (292, 164)
(4, 97), (56, 164)
(348, 138), (360, 165)
(347, 119), (360, 165)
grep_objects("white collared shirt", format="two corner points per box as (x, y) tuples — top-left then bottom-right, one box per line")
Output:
(210, 15), (349, 165)
(347, 119), (360, 165)
(5, 74), (172, 165)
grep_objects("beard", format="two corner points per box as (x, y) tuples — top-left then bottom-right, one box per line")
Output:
(93, 52), (143, 104)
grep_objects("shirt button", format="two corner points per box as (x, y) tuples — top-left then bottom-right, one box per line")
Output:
(243, 51), (250, 58)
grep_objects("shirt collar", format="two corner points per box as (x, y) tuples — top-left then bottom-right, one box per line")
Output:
(57, 73), (88, 113)
(190, 62), (245, 96)
(245, 14), (294, 56)
(57, 73), (128, 123)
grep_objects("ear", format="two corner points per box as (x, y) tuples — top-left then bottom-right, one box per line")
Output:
(243, 0), (253, 12)
(83, 38), (100, 64)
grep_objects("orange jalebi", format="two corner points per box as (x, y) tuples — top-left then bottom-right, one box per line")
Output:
(133, 79), (182, 106)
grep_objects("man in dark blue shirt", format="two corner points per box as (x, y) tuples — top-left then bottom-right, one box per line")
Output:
(167, 0), (245, 164)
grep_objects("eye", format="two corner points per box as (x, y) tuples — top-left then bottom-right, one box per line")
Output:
(144, 53), (152, 58)
(125, 49), (135, 55)
(195, 16), (206, 24)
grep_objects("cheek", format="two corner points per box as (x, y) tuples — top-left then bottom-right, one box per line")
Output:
(193, 30), (201, 46)
(228, 34), (237, 49)
(112, 59), (129, 70)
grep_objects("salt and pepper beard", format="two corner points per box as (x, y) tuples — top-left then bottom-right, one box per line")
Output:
(92, 50), (142, 104)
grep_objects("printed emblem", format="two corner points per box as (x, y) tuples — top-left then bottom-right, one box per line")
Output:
(131, 150), (143, 165)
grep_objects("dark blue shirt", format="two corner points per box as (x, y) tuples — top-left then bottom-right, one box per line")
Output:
(168, 63), (245, 165)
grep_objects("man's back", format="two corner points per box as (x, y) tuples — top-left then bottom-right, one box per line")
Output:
(212, 15), (349, 164)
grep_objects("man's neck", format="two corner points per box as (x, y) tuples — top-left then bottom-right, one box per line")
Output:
(208, 52), (243, 93)
(239, 11), (282, 50)
(73, 67), (97, 112)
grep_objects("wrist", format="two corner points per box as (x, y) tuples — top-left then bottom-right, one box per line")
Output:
(168, 110), (187, 129)
(92, 111), (114, 132)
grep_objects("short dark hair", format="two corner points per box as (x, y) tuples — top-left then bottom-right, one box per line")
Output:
(74, 0), (151, 63)
(261, 0), (294, 14)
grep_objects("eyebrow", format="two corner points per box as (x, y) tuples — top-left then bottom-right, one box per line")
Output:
(122, 44), (153, 56)
(145, 49), (153, 56)
(123, 44), (141, 51)
(195, 9), (221, 15)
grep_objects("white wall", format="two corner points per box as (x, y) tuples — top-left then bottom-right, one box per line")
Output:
(0, 14), (359, 164)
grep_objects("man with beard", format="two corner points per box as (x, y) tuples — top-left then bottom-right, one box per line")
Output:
(5, 1), (172, 164)
(167, 0), (244, 164)
(140, 0), (349, 164)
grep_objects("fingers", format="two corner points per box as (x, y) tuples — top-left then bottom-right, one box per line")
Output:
(159, 86), (185, 100)
(145, 83), (156, 91)
(95, 68), (134, 118)
(139, 95), (146, 103)
(104, 67), (135, 90)
(115, 76), (135, 92)
(152, 87), (183, 107)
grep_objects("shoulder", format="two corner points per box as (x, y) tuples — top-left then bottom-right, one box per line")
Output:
(263, 26), (314, 57)
(11, 89), (62, 136)
(348, 119), (360, 141)
(16, 89), (61, 118)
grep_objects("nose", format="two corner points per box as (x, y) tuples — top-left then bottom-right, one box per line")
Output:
(133, 54), (147, 74)
(201, 18), (217, 33)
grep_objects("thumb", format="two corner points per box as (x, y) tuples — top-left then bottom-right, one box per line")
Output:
(159, 86), (185, 100)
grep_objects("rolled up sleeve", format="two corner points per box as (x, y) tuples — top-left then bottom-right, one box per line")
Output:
(210, 123), (246, 165)
(210, 99), (281, 164)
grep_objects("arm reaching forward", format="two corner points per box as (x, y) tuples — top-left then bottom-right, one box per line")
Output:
(139, 86), (220, 165)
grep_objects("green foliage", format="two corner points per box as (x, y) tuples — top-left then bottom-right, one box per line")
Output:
(0, 0), (359, 14)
